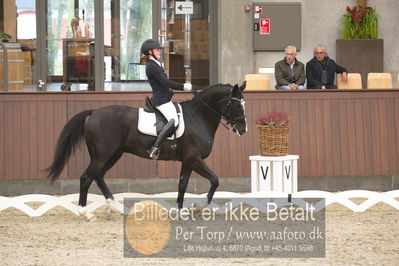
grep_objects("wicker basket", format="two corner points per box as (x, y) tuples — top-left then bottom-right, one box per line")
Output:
(257, 124), (289, 156)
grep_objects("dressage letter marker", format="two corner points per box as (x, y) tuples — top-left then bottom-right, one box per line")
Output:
(250, 155), (299, 193)
(285, 166), (291, 180)
(261, 166), (269, 180)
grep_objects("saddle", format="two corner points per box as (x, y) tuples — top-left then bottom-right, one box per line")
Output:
(138, 97), (185, 139)
(144, 97), (180, 134)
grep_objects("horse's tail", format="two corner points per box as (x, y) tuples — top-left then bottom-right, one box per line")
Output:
(46, 109), (93, 183)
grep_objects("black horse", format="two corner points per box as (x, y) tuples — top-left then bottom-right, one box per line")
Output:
(47, 82), (247, 220)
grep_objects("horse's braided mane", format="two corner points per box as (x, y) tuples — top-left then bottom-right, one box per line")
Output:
(193, 83), (232, 99)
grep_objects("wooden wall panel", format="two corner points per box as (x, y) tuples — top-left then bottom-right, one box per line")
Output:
(386, 99), (399, 174)
(299, 100), (310, 176)
(28, 102), (39, 178)
(354, 99), (365, 175)
(0, 102), (4, 179)
(20, 103), (30, 179)
(1, 90), (399, 180)
(314, 100), (325, 176)
(371, 100), (382, 174)
(378, 99), (390, 174)
(362, 99), (373, 175)
(322, 100), (333, 176)
(346, 99), (357, 176)
(4, 102), (13, 179)
(330, 99), (340, 175)
(36, 102), (46, 178)
(338, 100), (349, 175)
(289, 100), (301, 169)
(307, 100), (318, 175)
(11, 102), (22, 179)
(395, 99), (399, 173)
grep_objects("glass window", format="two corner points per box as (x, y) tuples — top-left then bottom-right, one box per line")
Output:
(165, 0), (209, 89)
(120, 0), (152, 81)
(16, 0), (37, 90)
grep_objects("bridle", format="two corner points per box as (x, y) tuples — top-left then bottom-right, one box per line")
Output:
(224, 97), (246, 128)
(196, 91), (246, 131)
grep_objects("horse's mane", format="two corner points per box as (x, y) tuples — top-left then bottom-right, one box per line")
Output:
(193, 83), (232, 99)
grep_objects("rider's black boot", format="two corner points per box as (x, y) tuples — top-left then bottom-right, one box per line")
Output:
(148, 119), (175, 160)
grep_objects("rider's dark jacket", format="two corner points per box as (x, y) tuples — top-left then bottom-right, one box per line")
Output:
(146, 59), (183, 106)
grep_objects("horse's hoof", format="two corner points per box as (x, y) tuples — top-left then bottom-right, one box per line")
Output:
(78, 206), (87, 216)
(86, 213), (96, 222)
(106, 208), (116, 217)
(194, 199), (208, 208)
(78, 206), (96, 222)
(106, 198), (118, 215)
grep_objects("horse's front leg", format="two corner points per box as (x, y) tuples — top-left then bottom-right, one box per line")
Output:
(190, 158), (219, 204)
(177, 164), (192, 209)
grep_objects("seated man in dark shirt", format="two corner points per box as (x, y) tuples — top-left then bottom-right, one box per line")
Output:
(306, 45), (348, 89)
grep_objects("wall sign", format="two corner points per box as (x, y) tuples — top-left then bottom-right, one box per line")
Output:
(260, 19), (270, 35)
(175, 1), (194, 15)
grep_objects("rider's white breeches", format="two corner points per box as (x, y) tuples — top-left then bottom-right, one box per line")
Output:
(156, 101), (179, 127)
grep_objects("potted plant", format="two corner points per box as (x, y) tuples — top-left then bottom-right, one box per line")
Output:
(0, 32), (12, 43)
(340, 5), (378, 39)
(336, 1), (383, 88)
(256, 111), (289, 156)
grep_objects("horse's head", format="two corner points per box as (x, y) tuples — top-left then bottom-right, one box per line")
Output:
(193, 82), (247, 135)
(223, 81), (247, 135)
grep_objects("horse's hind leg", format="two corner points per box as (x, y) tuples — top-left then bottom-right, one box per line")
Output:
(190, 158), (219, 205)
(78, 173), (94, 207)
(95, 153), (123, 215)
(78, 161), (104, 221)
(78, 156), (122, 221)
(177, 164), (192, 209)
(78, 173), (96, 221)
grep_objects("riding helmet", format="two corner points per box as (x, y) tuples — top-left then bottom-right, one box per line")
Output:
(141, 39), (161, 55)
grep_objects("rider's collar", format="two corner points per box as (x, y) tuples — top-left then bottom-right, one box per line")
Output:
(149, 58), (162, 68)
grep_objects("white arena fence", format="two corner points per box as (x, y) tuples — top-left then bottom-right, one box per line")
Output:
(0, 190), (399, 217)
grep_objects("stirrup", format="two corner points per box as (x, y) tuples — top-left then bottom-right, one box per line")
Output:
(148, 146), (160, 160)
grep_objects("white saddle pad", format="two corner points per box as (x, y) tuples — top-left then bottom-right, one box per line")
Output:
(137, 103), (185, 139)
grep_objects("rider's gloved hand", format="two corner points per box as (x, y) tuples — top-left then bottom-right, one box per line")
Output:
(184, 83), (192, 92)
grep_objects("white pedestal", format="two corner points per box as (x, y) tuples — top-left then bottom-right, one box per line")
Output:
(249, 155), (299, 193)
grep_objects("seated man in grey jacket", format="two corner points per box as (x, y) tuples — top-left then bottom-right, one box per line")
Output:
(275, 46), (306, 90)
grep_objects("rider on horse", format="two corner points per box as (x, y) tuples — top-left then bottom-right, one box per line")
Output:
(141, 39), (192, 159)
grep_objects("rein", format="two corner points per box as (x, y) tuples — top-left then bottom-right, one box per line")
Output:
(193, 88), (245, 130)
(198, 97), (230, 130)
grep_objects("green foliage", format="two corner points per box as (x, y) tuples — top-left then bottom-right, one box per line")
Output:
(0, 32), (12, 42)
(340, 6), (379, 39)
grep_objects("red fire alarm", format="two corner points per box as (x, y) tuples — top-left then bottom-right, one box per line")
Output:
(254, 5), (263, 14)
